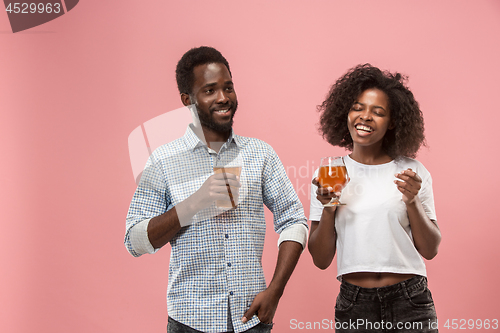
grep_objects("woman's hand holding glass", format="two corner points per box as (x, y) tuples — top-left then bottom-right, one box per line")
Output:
(317, 156), (349, 207)
(312, 177), (342, 208)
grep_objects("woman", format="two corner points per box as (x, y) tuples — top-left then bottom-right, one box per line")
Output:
(308, 64), (441, 332)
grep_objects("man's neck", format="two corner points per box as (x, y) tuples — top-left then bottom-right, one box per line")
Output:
(202, 126), (231, 153)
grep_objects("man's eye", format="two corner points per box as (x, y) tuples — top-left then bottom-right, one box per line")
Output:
(205, 89), (213, 94)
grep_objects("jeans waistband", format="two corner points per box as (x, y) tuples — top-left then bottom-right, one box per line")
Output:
(340, 275), (427, 302)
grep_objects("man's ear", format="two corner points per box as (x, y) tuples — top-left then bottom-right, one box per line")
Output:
(181, 93), (192, 106)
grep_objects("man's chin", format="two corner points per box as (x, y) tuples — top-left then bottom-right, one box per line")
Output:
(197, 106), (236, 134)
(201, 119), (233, 134)
(213, 122), (233, 133)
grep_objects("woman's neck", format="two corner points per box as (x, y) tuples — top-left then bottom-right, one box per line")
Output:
(350, 145), (392, 165)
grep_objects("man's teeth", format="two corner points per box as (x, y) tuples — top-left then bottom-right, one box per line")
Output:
(356, 125), (372, 132)
(215, 109), (230, 114)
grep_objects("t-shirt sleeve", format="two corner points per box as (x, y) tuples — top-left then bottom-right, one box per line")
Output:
(418, 169), (437, 222)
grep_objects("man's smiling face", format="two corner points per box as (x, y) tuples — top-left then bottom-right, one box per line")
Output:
(190, 62), (238, 133)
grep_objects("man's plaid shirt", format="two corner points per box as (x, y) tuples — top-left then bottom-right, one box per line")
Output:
(125, 125), (307, 332)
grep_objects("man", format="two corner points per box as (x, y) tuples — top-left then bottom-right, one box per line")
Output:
(125, 46), (308, 333)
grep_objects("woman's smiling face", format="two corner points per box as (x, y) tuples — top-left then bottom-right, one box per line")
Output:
(347, 88), (394, 150)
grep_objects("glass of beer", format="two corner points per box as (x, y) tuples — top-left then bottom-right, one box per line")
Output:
(318, 156), (349, 207)
(213, 155), (242, 209)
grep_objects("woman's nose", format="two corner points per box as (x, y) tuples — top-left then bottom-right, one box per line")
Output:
(359, 109), (373, 121)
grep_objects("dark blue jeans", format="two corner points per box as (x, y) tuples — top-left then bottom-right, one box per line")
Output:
(335, 275), (438, 332)
(167, 317), (273, 333)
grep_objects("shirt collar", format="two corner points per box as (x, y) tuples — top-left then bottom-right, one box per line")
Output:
(184, 124), (240, 151)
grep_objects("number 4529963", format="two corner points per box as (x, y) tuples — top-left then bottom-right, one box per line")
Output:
(5, 3), (62, 14)
(443, 319), (498, 330)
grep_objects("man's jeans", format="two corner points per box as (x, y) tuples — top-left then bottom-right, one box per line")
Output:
(335, 275), (438, 332)
(167, 317), (273, 333)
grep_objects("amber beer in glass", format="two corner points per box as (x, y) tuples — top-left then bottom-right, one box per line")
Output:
(213, 166), (242, 209)
(318, 156), (348, 206)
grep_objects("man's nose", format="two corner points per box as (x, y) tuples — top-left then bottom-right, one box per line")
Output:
(216, 90), (229, 103)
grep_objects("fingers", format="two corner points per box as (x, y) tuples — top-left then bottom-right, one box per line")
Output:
(316, 191), (337, 205)
(395, 168), (422, 184)
(212, 173), (241, 187)
(394, 179), (419, 195)
(242, 302), (258, 324)
(312, 177), (332, 194)
(395, 169), (421, 190)
(196, 174), (242, 207)
(313, 178), (338, 204)
(242, 303), (273, 325)
(210, 174), (241, 195)
(395, 181), (416, 196)
(394, 169), (422, 203)
(316, 191), (340, 201)
(312, 177), (321, 187)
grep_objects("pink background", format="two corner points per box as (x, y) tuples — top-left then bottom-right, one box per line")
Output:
(1, 1), (500, 332)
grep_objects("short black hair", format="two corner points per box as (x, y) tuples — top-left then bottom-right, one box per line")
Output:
(175, 46), (232, 95)
(318, 64), (426, 159)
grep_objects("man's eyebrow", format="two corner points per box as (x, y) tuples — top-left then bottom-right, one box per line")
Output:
(202, 82), (217, 89)
(202, 81), (233, 89)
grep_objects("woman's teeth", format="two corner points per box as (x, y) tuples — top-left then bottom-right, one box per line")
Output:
(355, 124), (372, 132)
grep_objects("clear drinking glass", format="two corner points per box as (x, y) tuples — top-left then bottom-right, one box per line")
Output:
(318, 156), (349, 207)
(213, 155), (242, 209)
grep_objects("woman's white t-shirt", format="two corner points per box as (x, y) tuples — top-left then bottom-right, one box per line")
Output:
(309, 155), (437, 279)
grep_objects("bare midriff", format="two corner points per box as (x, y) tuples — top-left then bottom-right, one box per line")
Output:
(342, 272), (416, 288)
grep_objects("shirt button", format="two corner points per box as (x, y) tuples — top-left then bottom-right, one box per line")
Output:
(225, 234), (229, 239)
(230, 291), (234, 296)
(227, 263), (232, 267)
